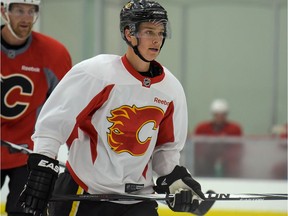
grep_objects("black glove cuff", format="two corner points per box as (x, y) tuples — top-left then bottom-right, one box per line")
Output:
(28, 153), (59, 176)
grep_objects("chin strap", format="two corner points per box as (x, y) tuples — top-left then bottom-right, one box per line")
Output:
(131, 37), (151, 62)
(3, 13), (26, 41)
(132, 47), (151, 63)
(7, 23), (27, 41)
(160, 38), (166, 49)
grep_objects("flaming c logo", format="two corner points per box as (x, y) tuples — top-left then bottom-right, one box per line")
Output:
(107, 105), (164, 156)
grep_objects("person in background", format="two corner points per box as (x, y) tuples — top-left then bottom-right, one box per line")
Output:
(272, 123), (287, 139)
(271, 123), (287, 179)
(195, 99), (242, 136)
(0, 0), (72, 215)
(193, 99), (243, 177)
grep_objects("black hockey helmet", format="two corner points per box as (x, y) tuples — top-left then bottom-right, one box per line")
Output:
(120, 0), (170, 62)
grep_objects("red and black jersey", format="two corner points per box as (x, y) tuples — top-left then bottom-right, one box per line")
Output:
(1, 30), (72, 169)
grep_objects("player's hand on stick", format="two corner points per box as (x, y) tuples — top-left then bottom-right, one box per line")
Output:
(19, 153), (59, 216)
(154, 165), (205, 212)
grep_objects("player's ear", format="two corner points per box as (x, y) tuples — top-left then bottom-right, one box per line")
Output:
(124, 28), (133, 42)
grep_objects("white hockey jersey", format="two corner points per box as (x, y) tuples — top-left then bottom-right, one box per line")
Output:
(33, 54), (188, 195)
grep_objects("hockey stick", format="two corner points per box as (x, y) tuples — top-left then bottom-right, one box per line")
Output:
(50, 191), (216, 216)
(1, 140), (32, 154)
(50, 193), (288, 202)
(50, 193), (287, 216)
(1, 140), (66, 168)
(193, 190), (216, 215)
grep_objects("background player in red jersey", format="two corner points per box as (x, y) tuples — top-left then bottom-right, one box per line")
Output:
(193, 99), (243, 177)
(195, 99), (242, 136)
(18, 0), (205, 216)
(0, 0), (72, 215)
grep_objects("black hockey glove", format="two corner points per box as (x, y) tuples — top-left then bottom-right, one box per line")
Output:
(154, 165), (205, 212)
(19, 153), (59, 216)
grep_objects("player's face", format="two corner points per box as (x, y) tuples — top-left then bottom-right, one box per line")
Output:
(136, 22), (165, 61)
(8, 4), (38, 39)
(213, 112), (228, 125)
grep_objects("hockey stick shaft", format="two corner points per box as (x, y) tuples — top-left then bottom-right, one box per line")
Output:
(53, 191), (217, 216)
(1, 140), (66, 168)
(1, 140), (33, 154)
(205, 193), (288, 201)
(50, 193), (288, 202)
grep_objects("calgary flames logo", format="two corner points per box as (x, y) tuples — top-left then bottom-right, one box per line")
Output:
(107, 105), (164, 156)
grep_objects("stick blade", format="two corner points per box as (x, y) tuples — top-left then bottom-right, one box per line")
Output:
(192, 190), (216, 216)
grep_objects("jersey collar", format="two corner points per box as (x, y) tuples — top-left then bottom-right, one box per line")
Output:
(1, 30), (33, 59)
(121, 55), (165, 88)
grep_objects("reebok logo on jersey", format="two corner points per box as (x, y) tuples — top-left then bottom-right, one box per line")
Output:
(38, 160), (59, 173)
(21, 65), (40, 72)
(107, 105), (164, 156)
(154, 97), (170, 106)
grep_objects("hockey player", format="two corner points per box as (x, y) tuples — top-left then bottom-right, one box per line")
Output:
(19, 0), (205, 215)
(1, 0), (72, 215)
(193, 99), (242, 177)
(195, 99), (242, 136)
